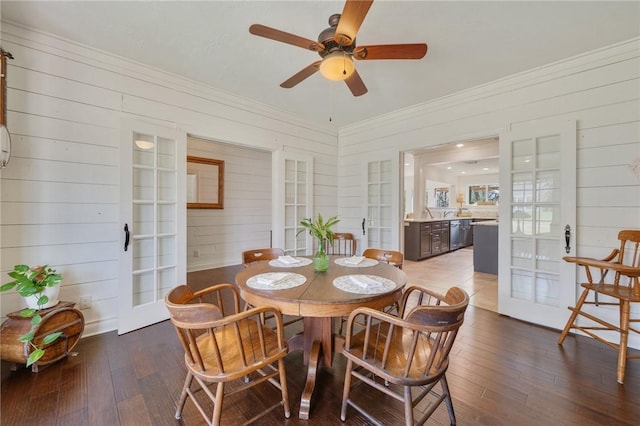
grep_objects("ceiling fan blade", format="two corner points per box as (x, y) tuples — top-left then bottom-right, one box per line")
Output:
(249, 24), (324, 52)
(344, 69), (367, 96)
(280, 61), (321, 88)
(353, 43), (428, 60)
(335, 0), (374, 46)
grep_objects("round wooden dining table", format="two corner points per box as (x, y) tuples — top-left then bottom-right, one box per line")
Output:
(235, 255), (407, 419)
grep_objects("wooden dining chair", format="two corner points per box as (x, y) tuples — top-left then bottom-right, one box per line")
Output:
(242, 247), (285, 267)
(363, 248), (404, 269)
(326, 233), (356, 256)
(242, 247), (302, 332)
(340, 286), (469, 425)
(165, 284), (291, 425)
(558, 229), (640, 384)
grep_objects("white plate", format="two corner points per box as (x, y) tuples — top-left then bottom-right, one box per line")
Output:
(334, 257), (378, 268)
(332, 274), (396, 294)
(268, 257), (312, 268)
(246, 272), (306, 290)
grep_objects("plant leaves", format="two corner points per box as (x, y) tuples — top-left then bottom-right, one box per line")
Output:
(19, 308), (37, 318)
(36, 294), (49, 307)
(43, 332), (63, 345)
(26, 349), (45, 367)
(296, 214), (339, 242)
(31, 314), (43, 327)
(0, 281), (17, 291)
(18, 331), (35, 342)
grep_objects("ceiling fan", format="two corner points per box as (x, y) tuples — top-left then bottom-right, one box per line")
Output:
(249, 0), (427, 97)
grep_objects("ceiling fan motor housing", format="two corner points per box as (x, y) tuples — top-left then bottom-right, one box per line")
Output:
(317, 14), (355, 59)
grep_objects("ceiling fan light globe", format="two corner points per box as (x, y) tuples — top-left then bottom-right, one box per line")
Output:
(319, 52), (355, 81)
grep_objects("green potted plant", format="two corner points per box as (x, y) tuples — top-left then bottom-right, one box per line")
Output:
(297, 214), (339, 271)
(0, 264), (63, 366)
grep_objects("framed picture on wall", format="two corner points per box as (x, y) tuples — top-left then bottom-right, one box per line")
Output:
(186, 156), (224, 209)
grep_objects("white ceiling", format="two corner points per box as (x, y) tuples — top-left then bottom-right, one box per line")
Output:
(2, 1), (639, 128)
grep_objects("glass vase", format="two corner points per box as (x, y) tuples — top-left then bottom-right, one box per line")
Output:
(313, 239), (329, 272)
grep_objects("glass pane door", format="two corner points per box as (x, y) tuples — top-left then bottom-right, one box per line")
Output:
(132, 133), (177, 307)
(119, 122), (185, 334)
(284, 158), (310, 255)
(498, 120), (576, 329)
(271, 151), (313, 255)
(363, 153), (399, 251)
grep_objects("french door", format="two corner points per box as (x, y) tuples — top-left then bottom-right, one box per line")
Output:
(119, 120), (186, 334)
(272, 151), (313, 255)
(362, 151), (401, 251)
(498, 119), (576, 329)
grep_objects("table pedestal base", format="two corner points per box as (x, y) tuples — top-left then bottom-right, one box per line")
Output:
(287, 317), (344, 420)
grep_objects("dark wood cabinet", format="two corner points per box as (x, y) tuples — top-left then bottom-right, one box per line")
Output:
(405, 220), (450, 260)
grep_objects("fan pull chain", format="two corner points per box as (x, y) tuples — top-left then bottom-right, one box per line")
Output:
(328, 81), (334, 122)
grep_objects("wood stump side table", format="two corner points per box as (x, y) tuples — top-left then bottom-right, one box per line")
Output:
(0, 301), (85, 372)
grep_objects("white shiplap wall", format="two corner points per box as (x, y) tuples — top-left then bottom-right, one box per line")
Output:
(338, 38), (640, 348)
(0, 22), (338, 336)
(187, 136), (273, 271)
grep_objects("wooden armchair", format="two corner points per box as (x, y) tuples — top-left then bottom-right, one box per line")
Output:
(341, 286), (469, 425)
(242, 247), (285, 267)
(165, 284), (290, 425)
(242, 247), (302, 332)
(363, 248), (404, 269)
(558, 229), (640, 384)
(326, 233), (356, 256)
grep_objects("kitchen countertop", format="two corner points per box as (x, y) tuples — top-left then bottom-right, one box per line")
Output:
(404, 217), (497, 223)
(471, 220), (499, 226)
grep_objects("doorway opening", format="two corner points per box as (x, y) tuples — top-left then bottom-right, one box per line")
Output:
(402, 137), (499, 312)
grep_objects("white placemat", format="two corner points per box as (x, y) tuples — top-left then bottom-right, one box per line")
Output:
(268, 256), (312, 268)
(332, 274), (396, 294)
(246, 272), (306, 290)
(334, 256), (378, 268)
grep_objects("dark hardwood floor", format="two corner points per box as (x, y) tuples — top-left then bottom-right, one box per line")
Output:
(2, 265), (639, 425)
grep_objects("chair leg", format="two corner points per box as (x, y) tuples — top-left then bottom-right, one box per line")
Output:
(212, 382), (225, 426)
(558, 287), (590, 344)
(278, 358), (291, 418)
(340, 359), (354, 421)
(617, 300), (631, 384)
(175, 371), (193, 420)
(440, 375), (456, 425)
(403, 385), (414, 426)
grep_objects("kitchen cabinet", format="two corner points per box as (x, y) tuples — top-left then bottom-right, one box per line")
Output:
(472, 221), (498, 274)
(404, 220), (449, 260)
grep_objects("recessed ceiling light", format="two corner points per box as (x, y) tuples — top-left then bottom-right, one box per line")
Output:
(483, 167), (489, 171)
(447, 166), (452, 170)
(461, 171), (466, 174)
(456, 143), (464, 148)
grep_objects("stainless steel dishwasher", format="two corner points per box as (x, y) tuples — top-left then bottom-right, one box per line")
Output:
(449, 220), (460, 250)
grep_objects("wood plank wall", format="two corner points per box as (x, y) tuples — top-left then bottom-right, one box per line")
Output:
(0, 22), (338, 337)
(186, 136), (272, 271)
(338, 38), (640, 348)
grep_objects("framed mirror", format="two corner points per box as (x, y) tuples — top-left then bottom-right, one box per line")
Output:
(186, 156), (224, 209)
